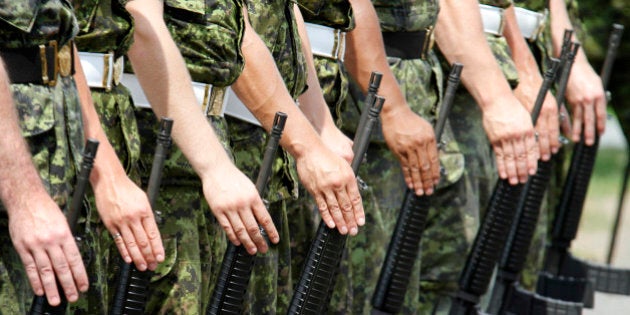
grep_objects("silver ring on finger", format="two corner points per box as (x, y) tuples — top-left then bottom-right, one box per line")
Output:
(112, 232), (122, 240)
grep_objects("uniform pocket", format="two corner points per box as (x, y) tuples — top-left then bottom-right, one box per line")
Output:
(164, 0), (206, 22)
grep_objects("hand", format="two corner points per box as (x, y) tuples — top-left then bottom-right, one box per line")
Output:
(482, 95), (539, 184)
(202, 164), (278, 255)
(320, 124), (354, 164)
(92, 174), (164, 271)
(381, 106), (440, 195)
(8, 193), (88, 306)
(514, 74), (560, 161)
(296, 144), (364, 236)
(565, 59), (607, 145)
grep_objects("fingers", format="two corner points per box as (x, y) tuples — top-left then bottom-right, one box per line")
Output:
(47, 246), (78, 303)
(494, 134), (537, 185)
(316, 194), (336, 229)
(226, 212), (257, 254)
(407, 150), (425, 196)
(322, 190), (347, 235)
(335, 186), (358, 236)
(595, 96), (607, 137)
(252, 201), (279, 245)
(31, 250), (60, 306)
(61, 239), (89, 295)
(141, 216), (165, 264)
(118, 225), (148, 271)
(582, 101), (596, 145)
(571, 100), (584, 143)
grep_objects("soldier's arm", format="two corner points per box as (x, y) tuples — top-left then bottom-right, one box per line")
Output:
(0, 59), (88, 305)
(124, 0), (275, 255)
(73, 44), (165, 270)
(292, 6), (354, 165)
(435, 0), (539, 184)
(549, 0), (605, 144)
(231, 5), (365, 236)
(344, 0), (440, 195)
(503, 5), (560, 160)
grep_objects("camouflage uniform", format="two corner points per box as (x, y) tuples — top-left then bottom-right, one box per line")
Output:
(0, 1), (86, 312)
(72, 2), (141, 313)
(123, 0), (248, 313)
(511, 0), (588, 291)
(294, 1), (469, 313)
(229, 1), (307, 313)
(370, 2), (471, 314)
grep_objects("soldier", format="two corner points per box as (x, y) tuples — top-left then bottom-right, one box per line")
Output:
(124, 0), (363, 313)
(0, 1), (162, 312)
(294, 0), (462, 313)
(510, 0), (607, 289)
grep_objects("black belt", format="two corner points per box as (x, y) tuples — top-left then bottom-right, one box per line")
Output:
(0, 40), (74, 86)
(382, 29), (434, 60)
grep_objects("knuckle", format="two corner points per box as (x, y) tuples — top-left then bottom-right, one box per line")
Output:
(246, 225), (260, 236)
(258, 217), (273, 228)
(233, 226), (247, 238)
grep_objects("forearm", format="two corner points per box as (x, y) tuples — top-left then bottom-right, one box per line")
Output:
(435, 0), (515, 110)
(232, 7), (328, 159)
(345, 0), (408, 119)
(503, 6), (541, 82)
(294, 5), (338, 134)
(125, 0), (234, 179)
(0, 60), (50, 213)
(548, 0), (588, 64)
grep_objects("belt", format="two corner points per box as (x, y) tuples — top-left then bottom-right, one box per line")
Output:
(0, 40), (74, 86)
(382, 28), (434, 60)
(479, 4), (505, 36)
(121, 73), (263, 126)
(78, 52), (124, 90)
(305, 22), (346, 61)
(515, 7), (548, 41)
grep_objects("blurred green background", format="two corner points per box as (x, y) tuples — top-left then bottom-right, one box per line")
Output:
(571, 0), (629, 267)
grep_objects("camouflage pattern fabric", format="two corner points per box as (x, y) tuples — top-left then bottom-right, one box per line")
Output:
(164, 0), (245, 87)
(371, 0), (439, 32)
(0, 0), (78, 49)
(297, 0), (354, 31)
(223, 1), (308, 313)
(134, 109), (230, 314)
(0, 75), (87, 313)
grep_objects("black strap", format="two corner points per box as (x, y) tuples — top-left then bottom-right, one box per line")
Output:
(382, 30), (429, 60)
(0, 42), (73, 85)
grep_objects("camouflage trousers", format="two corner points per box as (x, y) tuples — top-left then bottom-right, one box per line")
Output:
(226, 117), (299, 314)
(0, 76), (86, 313)
(133, 109), (229, 314)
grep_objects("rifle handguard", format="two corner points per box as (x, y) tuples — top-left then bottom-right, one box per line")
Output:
(288, 94), (385, 315)
(207, 112), (287, 315)
(110, 118), (172, 315)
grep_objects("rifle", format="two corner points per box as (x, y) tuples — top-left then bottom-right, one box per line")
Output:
(206, 112), (287, 315)
(448, 55), (558, 315)
(536, 24), (629, 305)
(29, 139), (99, 315)
(371, 63), (463, 315)
(484, 59), (585, 315)
(110, 117), (173, 315)
(288, 90), (385, 314)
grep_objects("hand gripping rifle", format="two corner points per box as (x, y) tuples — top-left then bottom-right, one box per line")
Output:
(288, 89), (385, 314)
(536, 24), (629, 306)
(484, 59), (584, 315)
(29, 139), (99, 315)
(371, 63), (463, 315)
(448, 55), (560, 315)
(110, 117), (173, 315)
(206, 112), (287, 315)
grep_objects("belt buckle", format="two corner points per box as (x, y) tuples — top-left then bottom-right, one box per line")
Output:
(333, 29), (346, 61)
(422, 26), (435, 60)
(113, 56), (124, 87)
(530, 9), (549, 42)
(39, 40), (58, 86)
(57, 43), (73, 78)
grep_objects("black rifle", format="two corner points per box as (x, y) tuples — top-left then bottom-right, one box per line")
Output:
(110, 117), (173, 315)
(485, 59), (585, 315)
(288, 93), (386, 315)
(206, 112), (287, 315)
(29, 139), (99, 315)
(371, 63), (463, 315)
(448, 54), (558, 315)
(536, 24), (629, 305)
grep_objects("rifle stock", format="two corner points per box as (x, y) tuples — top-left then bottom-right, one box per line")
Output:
(110, 117), (173, 315)
(371, 63), (463, 314)
(288, 91), (385, 315)
(206, 112), (287, 315)
(29, 139), (99, 315)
